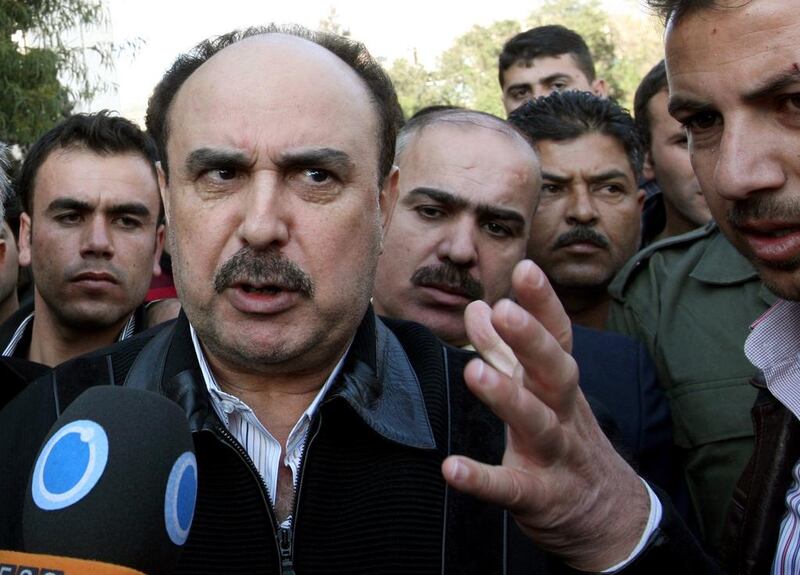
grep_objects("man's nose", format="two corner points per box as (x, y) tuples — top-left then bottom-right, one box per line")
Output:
(438, 218), (478, 267)
(238, 173), (290, 249)
(712, 115), (786, 202)
(80, 216), (114, 259)
(565, 188), (599, 226)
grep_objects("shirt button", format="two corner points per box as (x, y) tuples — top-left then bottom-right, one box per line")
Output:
(220, 400), (235, 414)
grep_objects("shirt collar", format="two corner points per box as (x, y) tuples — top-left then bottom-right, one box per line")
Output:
(133, 310), (436, 450)
(189, 324), (347, 430)
(745, 299), (800, 420)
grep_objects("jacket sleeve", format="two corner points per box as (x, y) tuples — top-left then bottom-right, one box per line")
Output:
(614, 486), (724, 574)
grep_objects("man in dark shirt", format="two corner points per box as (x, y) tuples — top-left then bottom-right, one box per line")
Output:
(0, 112), (165, 370)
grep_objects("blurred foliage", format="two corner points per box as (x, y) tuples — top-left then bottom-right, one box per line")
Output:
(0, 0), (123, 149)
(387, 0), (663, 118)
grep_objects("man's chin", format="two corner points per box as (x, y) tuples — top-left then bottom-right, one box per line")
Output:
(753, 264), (800, 302)
(55, 306), (134, 332)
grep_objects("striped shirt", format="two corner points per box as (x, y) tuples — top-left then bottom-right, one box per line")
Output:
(743, 299), (800, 574)
(1, 311), (137, 357)
(189, 325), (347, 525)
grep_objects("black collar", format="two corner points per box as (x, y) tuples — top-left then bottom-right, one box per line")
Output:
(124, 308), (435, 450)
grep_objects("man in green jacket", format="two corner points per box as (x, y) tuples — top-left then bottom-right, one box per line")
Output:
(608, 222), (775, 552)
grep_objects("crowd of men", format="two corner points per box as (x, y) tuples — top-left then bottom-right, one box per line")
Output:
(0, 0), (798, 572)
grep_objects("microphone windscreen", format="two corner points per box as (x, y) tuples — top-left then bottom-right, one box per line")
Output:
(23, 386), (197, 575)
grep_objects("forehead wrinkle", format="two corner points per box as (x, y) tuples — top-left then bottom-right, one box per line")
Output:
(167, 36), (379, 177)
(668, 10), (800, 73)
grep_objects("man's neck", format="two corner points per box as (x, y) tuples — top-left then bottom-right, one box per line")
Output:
(204, 348), (343, 448)
(557, 289), (611, 331)
(0, 292), (19, 325)
(27, 302), (130, 367)
(658, 203), (704, 242)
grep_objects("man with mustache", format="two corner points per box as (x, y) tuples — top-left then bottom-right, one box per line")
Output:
(509, 91), (645, 329)
(373, 108), (538, 347)
(374, 107), (688, 516)
(0, 111), (165, 370)
(606, 59), (776, 554)
(0, 27), (691, 572)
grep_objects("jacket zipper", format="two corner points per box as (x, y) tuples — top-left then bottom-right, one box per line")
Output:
(280, 411), (323, 575)
(212, 412), (323, 575)
(210, 424), (284, 573)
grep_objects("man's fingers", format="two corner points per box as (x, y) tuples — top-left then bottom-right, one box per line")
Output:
(465, 300), (517, 379)
(510, 260), (573, 353)
(488, 298), (579, 416)
(442, 455), (539, 513)
(464, 357), (565, 462)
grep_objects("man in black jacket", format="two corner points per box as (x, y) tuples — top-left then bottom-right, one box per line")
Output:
(0, 112), (165, 372)
(0, 25), (709, 573)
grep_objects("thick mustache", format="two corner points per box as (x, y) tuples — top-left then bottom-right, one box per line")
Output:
(411, 264), (484, 301)
(553, 226), (609, 250)
(213, 247), (314, 297)
(728, 196), (800, 227)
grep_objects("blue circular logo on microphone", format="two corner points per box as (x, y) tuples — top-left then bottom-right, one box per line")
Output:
(164, 451), (197, 545)
(31, 420), (109, 511)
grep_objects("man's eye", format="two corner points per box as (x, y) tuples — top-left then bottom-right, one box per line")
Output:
(510, 88), (529, 100)
(305, 168), (331, 184)
(551, 81), (568, 91)
(599, 184), (625, 195)
(683, 111), (721, 133)
(416, 205), (445, 219)
(203, 168), (238, 183)
(56, 212), (82, 225)
(116, 216), (142, 229)
(483, 221), (512, 238)
(781, 94), (800, 113)
(541, 184), (562, 194)
(672, 135), (689, 148)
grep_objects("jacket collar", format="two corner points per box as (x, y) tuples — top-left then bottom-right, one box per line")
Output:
(125, 307), (435, 450)
(689, 228), (776, 307)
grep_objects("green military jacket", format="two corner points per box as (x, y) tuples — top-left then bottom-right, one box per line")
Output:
(607, 221), (776, 554)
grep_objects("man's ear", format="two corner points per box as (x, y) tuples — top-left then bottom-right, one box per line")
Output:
(378, 165), (400, 253)
(592, 78), (608, 98)
(152, 223), (166, 277)
(156, 161), (170, 225)
(636, 188), (646, 210)
(643, 151), (655, 182)
(18, 212), (32, 268)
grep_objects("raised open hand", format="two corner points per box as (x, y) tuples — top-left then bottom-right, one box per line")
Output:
(442, 259), (650, 571)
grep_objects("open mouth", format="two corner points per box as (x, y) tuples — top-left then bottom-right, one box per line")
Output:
(240, 284), (285, 295)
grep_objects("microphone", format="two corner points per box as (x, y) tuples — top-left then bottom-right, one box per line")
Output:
(8, 386), (197, 574)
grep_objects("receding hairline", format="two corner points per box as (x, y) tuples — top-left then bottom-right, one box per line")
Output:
(164, 31), (381, 169)
(396, 110), (535, 164)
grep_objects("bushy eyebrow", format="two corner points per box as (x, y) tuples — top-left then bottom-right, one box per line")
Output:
(742, 68), (800, 102)
(669, 68), (800, 118)
(542, 169), (632, 185)
(45, 198), (152, 218)
(185, 148), (252, 176)
(184, 147), (355, 178)
(405, 187), (468, 209)
(538, 73), (572, 86)
(274, 148), (355, 174)
(667, 96), (715, 119)
(404, 187), (525, 226)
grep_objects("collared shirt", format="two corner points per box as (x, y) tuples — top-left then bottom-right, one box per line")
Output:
(745, 299), (800, 420)
(189, 325), (347, 525)
(742, 299), (800, 574)
(1, 311), (137, 357)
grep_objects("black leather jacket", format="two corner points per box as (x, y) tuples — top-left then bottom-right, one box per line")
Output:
(722, 378), (800, 574)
